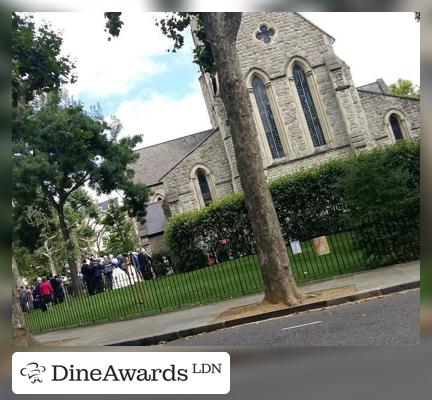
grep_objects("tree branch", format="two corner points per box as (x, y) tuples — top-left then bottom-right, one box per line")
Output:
(61, 174), (91, 204)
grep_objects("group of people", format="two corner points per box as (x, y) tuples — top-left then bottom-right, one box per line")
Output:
(79, 248), (156, 295)
(19, 275), (65, 313)
(18, 249), (156, 312)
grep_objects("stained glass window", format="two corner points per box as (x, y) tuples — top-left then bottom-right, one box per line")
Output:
(389, 114), (404, 141)
(196, 169), (213, 206)
(252, 77), (285, 159)
(293, 64), (326, 148)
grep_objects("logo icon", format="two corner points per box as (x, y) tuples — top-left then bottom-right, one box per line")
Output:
(20, 362), (46, 383)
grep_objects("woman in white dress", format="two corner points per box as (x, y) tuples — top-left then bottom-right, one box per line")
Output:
(124, 253), (146, 304)
(124, 254), (141, 284)
(111, 257), (129, 289)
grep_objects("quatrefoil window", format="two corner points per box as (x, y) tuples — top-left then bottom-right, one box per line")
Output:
(256, 25), (275, 43)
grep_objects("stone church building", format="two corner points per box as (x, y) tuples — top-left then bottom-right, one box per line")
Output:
(132, 12), (420, 253)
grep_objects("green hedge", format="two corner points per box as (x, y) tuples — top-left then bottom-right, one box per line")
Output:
(337, 140), (419, 265)
(164, 194), (254, 272)
(165, 140), (420, 272)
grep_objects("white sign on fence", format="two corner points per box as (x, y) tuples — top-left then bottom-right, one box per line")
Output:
(290, 240), (302, 255)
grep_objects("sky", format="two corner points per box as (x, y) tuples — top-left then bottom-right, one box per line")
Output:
(32, 12), (420, 150)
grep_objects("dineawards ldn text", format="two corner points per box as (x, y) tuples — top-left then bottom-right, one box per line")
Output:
(51, 363), (222, 382)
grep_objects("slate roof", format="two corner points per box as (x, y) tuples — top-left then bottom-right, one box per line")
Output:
(357, 79), (390, 95)
(132, 129), (215, 187)
(138, 201), (167, 237)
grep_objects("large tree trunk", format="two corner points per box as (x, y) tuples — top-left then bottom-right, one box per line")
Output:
(57, 206), (80, 292)
(12, 245), (38, 346)
(201, 13), (303, 305)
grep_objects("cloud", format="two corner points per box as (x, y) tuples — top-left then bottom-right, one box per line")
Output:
(115, 84), (212, 147)
(32, 12), (186, 98)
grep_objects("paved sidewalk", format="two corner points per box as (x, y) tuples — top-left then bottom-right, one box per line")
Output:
(34, 261), (419, 346)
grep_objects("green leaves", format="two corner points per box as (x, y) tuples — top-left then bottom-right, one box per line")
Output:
(12, 13), (150, 282)
(121, 182), (149, 224)
(338, 140), (419, 215)
(153, 13), (216, 75)
(101, 201), (139, 256)
(389, 79), (420, 99)
(12, 13), (76, 107)
(164, 193), (253, 272)
(13, 92), (148, 217)
(165, 141), (420, 271)
(13, 189), (57, 251)
(89, 133), (142, 195)
(104, 12), (124, 40)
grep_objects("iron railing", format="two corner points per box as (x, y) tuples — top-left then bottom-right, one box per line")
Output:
(24, 212), (419, 334)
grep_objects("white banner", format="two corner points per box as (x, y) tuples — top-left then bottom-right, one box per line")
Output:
(12, 352), (230, 394)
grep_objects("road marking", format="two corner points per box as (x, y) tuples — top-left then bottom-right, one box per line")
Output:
(282, 321), (322, 331)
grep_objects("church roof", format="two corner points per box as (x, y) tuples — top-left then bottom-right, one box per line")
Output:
(357, 79), (419, 101)
(138, 201), (167, 237)
(357, 79), (390, 94)
(132, 128), (215, 187)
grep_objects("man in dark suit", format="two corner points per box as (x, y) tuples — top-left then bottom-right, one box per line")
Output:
(90, 257), (105, 294)
(137, 248), (156, 280)
(81, 259), (95, 295)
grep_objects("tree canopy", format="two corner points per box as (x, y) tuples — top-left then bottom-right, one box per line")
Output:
(14, 188), (100, 280)
(101, 201), (139, 256)
(12, 13), (149, 289)
(13, 93), (149, 220)
(12, 12), (76, 108)
(389, 79), (420, 100)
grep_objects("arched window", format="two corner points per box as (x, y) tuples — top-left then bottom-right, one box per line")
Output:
(196, 168), (213, 206)
(292, 64), (326, 148)
(252, 76), (285, 159)
(389, 113), (404, 141)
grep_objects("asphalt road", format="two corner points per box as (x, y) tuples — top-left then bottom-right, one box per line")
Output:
(168, 289), (419, 346)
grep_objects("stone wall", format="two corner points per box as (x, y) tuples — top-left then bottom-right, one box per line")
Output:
(358, 91), (420, 144)
(160, 12), (420, 215)
(235, 12), (353, 157)
(265, 145), (352, 180)
(134, 12), (420, 251)
(163, 131), (234, 213)
(200, 12), (361, 184)
(148, 183), (165, 203)
(192, 12), (366, 196)
(236, 12), (333, 77)
(140, 233), (166, 254)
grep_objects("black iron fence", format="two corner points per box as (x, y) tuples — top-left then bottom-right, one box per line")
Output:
(24, 211), (419, 334)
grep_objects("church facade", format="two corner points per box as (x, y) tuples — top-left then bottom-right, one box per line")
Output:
(132, 12), (420, 253)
